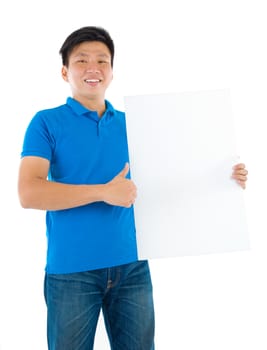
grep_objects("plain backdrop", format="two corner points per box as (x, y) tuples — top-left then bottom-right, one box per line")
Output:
(0, 0), (266, 349)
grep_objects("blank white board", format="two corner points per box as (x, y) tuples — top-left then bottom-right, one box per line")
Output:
(124, 89), (250, 259)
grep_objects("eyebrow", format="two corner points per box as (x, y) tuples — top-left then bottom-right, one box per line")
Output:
(74, 52), (110, 59)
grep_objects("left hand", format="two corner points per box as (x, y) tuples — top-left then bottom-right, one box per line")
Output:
(232, 163), (248, 189)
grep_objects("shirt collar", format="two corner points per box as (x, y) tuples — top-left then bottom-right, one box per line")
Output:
(66, 97), (115, 122)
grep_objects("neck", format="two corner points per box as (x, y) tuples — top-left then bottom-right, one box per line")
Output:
(73, 94), (106, 117)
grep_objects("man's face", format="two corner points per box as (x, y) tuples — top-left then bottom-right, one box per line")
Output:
(61, 41), (113, 102)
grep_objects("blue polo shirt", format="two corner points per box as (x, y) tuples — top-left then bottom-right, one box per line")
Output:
(21, 97), (138, 274)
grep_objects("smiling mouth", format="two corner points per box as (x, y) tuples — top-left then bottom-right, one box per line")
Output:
(85, 79), (102, 83)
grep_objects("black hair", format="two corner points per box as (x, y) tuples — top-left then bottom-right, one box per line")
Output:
(59, 26), (114, 67)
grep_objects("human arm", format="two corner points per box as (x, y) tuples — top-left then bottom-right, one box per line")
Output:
(18, 156), (137, 210)
(231, 163), (248, 189)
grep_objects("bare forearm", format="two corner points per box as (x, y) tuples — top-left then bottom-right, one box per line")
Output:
(18, 160), (136, 211)
(18, 178), (105, 211)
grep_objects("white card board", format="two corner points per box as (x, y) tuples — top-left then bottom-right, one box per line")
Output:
(124, 89), (250, 259)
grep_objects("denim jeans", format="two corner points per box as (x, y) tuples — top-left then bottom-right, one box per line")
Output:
(44, 260), (155, 350)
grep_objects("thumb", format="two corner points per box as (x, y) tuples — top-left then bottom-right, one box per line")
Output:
(117, 162), (130, 178)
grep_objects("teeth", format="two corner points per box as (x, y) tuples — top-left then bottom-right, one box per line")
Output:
(86, 79), (100, 83)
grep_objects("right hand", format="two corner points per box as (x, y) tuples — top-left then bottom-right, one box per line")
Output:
(104, 163), (137, 208)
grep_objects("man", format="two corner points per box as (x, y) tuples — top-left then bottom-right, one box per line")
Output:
(18, 26), (248, 350)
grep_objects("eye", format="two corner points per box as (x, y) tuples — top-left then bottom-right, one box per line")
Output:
(77, 59), (87, 63)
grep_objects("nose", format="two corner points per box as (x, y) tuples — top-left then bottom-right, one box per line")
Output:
(86, 67), (100, 73)
(86, 62), (100, 73)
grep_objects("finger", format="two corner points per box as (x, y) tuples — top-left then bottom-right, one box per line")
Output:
(232, 171), (248, 178)
(232, 172), (248, 180)
(239, 169), (248, 176)
(232, 163), (246, 170)
(117, 162), (130, 178)
(237, 180), (246, 189)
(234, 175), (248, 182)
(232, 169), (248, 178)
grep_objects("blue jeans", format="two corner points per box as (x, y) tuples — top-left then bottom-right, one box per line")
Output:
(44, 260), (155, 350)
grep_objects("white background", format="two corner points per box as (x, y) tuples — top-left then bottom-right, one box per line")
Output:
(0, 0), (266, 349)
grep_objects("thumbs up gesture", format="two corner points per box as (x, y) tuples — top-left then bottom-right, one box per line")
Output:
(103, 163), (137, 207)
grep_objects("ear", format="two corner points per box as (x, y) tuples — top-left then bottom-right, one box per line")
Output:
(61, 66), (69, 82)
